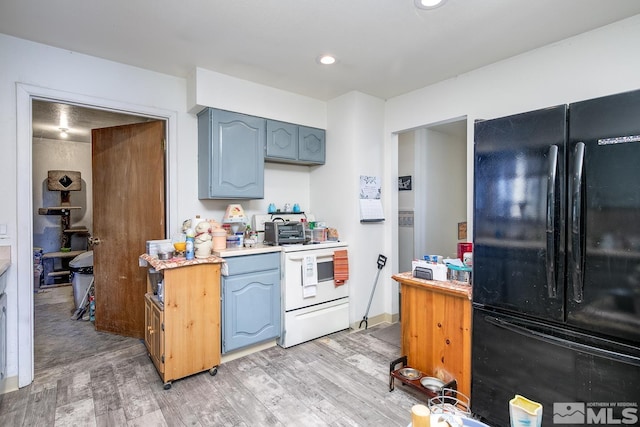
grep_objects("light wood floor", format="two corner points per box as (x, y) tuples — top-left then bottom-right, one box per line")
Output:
(0, 286), (424, 426)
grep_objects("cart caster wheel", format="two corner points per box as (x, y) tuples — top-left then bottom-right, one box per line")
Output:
(163, 382), (172, 390)
(209, 366), (218, 376)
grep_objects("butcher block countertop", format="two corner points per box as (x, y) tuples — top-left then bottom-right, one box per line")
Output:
(140, 253), (224, 271)
(391, 271), (472, 300)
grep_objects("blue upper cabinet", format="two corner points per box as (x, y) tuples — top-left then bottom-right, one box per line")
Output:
(266, 120), (298, 161)
(266, 120), (325, 165)
(198, 108), (265, 199)
(299, 126), (325, 164)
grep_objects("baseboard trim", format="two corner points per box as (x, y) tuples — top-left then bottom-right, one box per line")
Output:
(220, 340), (276, 364)
(350, 312), (398, 330)
(0, 375), (19, 395)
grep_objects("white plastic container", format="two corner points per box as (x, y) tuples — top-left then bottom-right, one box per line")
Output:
(226, 235), (240, 248)
(509, 394), (543, 427)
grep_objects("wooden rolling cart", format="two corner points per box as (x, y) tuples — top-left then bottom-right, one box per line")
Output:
(142, 255), (223, 389)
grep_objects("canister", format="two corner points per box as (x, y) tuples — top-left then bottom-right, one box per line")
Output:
(447, 264), (472, 284)
(312, 227), (327, 243)
(212, 228), (227, 251)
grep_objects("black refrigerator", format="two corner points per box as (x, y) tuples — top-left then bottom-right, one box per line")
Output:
(472, 89), (640, 427)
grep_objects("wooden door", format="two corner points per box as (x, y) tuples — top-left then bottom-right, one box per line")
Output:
(92, 121), (165, 338)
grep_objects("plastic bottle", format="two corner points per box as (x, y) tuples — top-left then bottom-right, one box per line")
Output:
(185, 228), (195, 260)
(89, 295), (95, 322)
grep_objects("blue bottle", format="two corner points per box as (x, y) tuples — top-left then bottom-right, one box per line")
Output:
(185, 228), (195, 260)
(185, 237), (195, 260)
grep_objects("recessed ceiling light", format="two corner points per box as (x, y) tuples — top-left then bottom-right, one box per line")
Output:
(414, 0), (446, 10)
(317, 55), (337, 65)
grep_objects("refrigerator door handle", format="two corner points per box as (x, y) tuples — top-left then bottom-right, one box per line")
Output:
(546, 144), (559, 298)
(572, 142), (586, 303)
(485, 315), (640, 367)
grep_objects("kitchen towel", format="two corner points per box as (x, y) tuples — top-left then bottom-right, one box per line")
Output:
(302, 254), (318, 298)
(333, 249), (349, 286)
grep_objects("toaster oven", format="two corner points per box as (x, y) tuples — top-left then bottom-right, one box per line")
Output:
(263, 221), (305, 245)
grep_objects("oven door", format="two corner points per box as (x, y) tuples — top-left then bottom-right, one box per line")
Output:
(283, 249), (349, 312)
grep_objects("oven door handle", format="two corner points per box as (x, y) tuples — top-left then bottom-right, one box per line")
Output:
(287, 251), (338, 261)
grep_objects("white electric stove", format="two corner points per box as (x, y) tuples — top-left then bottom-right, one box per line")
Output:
(253, 214), (349, 348)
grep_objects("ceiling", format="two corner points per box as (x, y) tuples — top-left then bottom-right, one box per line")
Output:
(4, 0), (640, 141)
(31, 101), (154, 143)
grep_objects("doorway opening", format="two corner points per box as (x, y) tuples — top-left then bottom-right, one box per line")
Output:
(31, 99), (165, 377)
(16, 83), (178, 388)
(397, 118), (468, 273)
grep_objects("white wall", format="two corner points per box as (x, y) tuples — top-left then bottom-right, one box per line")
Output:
(322, 92), (387, 326)
(398, 133), (415, 211)
(421, 128), (466, 259)
(189, 68), (326, 128)
(32, 138), (93, 253)
(398, 132), (415, 273)
(397, 126), (466, 279)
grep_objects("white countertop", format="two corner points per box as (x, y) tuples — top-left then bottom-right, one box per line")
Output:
(213, 244), (282, 258)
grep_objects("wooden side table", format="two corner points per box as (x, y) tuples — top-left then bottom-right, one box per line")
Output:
(392, 272), (472, 399)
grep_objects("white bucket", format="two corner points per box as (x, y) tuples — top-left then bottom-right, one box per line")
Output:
(509, 394), (543, 427)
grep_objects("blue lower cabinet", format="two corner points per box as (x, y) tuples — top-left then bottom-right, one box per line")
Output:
(222, 253), (281, 353)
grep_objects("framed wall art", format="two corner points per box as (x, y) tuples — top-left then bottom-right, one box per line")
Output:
(398, 175), (412, 191)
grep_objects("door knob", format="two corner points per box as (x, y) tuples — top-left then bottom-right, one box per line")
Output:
(89, 237), (102, 246)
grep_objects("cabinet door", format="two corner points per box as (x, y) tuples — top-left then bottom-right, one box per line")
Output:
(144, 294), (152, 354)
(150, 301), (164, 374)
(266, 120), (298, 161)
(298, 126), (325, 164)
(145, 294), (164, 375)
(222, 269), (281, 353)
(198, 108), (265, 199)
